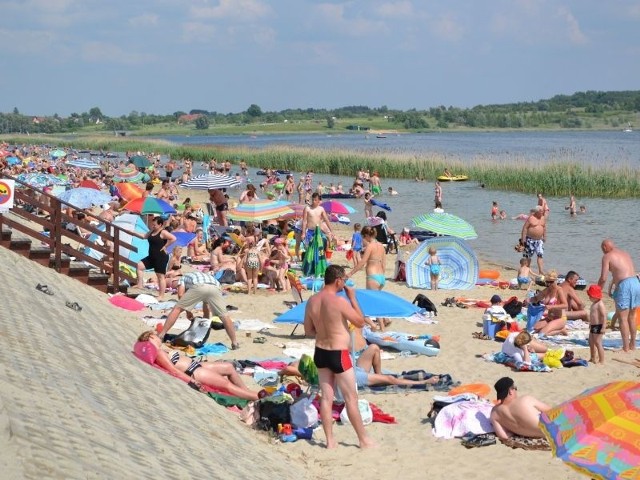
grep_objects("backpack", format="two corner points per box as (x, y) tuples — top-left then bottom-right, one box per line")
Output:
(167, 317), (212, 348)
(413, 294), (438, 316)
(257, 400), (292, 432)
(503, 296), (523, 318)
(427, 400), (450, 419)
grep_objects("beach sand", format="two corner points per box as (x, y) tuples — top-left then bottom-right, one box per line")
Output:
(2, 193), (638, 480)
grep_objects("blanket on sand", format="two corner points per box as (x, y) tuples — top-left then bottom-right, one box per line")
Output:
(483, 351), (552, 372)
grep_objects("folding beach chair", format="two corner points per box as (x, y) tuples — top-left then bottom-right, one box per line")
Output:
(283, 271), (305, 336)
(374, 223), (398, 254)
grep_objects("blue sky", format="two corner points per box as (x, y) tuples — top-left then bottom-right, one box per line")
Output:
(1, 0), (639, 116)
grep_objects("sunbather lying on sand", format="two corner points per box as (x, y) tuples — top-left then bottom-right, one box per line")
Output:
(137, 331), (258, 401)
(282, 344), (440, 388)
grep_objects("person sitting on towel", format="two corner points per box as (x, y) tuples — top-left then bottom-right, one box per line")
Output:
(501, 331), (548, 365)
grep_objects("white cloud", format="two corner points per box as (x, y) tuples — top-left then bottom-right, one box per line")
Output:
(0, 28), (61, 55)
(314, 3), (387, 37)
(81, 42), (156, 65)
(373, 1), (414, 18)
(189, 0), (271, 21)
(129, 14), (160, 28)
(556, 6), (588, 45)
(431, 13), (464, 42)
(181, 22), (218, 43)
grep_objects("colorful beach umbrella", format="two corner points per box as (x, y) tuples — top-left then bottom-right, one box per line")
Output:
(16, 172), (69, 188)
(129, 155), (152, 169)
(50, 149), (66, 158)
(227, 200), (293, 222)
(67, 158), (101, 169)
(411, 212), (478, 240)
(124, 196), (177, 215)
(112, 213), (149, 263)
(115, 182), (144, 201)
(274, 289), (422, 324)
(405, 236), (479, 290)
(540, 381), (640, 480)
(321, 200), (356, 215)
(278, 203), (305, 220)
(6, 156), (21, 166)
(366, 216), (385, 227)
(181, 173), (240, 190)
(79, 179), (101, 190)
(302, 226), (327, 279)
(56, 187), (112, 209)
(113, 165), (145, 183)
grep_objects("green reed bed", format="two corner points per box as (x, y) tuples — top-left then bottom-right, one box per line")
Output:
(2, 135), (639, 198)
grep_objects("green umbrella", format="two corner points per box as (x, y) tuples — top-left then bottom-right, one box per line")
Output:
(302, 226), (327, 279)
(129, 155), (152, 168)
(411, 212), (478, 240)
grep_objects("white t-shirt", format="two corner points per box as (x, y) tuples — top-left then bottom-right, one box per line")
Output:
(501, 332), (526, 363)
(484, 305), (508, 317)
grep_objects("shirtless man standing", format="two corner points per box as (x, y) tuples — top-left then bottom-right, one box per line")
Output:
(521, 206), (546, 275)
(598, 239), (640, 351)
(560, 271), (589, 321)
(490, 377), (551, 440)
(303, 265), (375, 449)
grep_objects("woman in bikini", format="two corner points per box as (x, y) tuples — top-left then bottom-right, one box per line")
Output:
(530, 270), (569, 336)
(164, 246), (184, 289)
(346, 226), (387, 290)
(136, 331), (258, 400)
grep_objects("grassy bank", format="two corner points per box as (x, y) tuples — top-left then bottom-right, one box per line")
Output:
(2, 134), (639, 198)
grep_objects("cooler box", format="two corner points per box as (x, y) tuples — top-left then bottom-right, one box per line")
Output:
(482, 316), (501, 338)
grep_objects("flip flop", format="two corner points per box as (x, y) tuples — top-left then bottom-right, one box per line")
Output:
(253, 336), (267, 344)
(65, 301), (82, 312)
(461, 433), (496, 448)
(226, 305), (239, 311)
(36, 283), (54, 296)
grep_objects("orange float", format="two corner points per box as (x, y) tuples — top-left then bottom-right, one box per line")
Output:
(478, 269), (500, 280)
(448, 383), (492, 398)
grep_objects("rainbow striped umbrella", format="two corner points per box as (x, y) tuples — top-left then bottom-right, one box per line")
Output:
(113, 165), (145, 183)
(124, 196), (177, 215)
(540, 381), (640, 480)
(278, 203), (305, 220)
(321, 200), (356, 215)
(227, 199), (293, 222)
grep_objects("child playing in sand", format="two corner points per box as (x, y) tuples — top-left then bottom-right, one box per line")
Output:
(350, 223), (363, 267)
(517, 257), (532, 290)
(587, 284), (606, 364)
(425, 246), (441, 290)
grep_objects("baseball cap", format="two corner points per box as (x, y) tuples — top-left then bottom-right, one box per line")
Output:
(494, 377), (515, 401)
(587, 284), (602, 299)
(490, 294), (502, 304)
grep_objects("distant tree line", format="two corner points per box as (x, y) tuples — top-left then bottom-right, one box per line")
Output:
(1, 90), (638, 134)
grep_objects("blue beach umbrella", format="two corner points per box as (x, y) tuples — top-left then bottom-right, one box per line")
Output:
(50, 149), (67, 158)
(274, 289), (422, 325)
(181, 173), (240, 190)
(16, 172), (69, 188)
(112, 214), (149, 263)
(56, 187), (112, 209)
(167, 232), (196, 254)
(6, 156), (21, 166)
(67, 158), (101, 169)
(411, 212), (477, 240)
(405, 236), (479, 290)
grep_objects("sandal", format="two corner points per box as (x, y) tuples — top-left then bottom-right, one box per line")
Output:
(231, 342), (241, 350)
(461, 433), (496, 448)
(253, 336), (267, 344)
(65, 301), (82, 312)
(456, 302), (468, 309)
(36, 283), (54, 296)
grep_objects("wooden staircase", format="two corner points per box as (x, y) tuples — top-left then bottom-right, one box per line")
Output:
(0, 174), (144, 294)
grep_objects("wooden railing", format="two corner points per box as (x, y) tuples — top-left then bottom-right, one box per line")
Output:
(0, 173), (145, 288)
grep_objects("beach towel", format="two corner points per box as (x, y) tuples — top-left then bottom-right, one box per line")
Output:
(194, 343), (229, 356)
(360, 372), (458, 395)
(235, 319), (277, 331)
(432, 401), (495, 439)
(147, 301), (178, 311)
(483, 351), (552, 372)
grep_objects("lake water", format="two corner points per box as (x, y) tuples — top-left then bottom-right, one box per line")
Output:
(162, 131), (640, 283)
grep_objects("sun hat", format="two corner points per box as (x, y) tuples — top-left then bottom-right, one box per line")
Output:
(587, 284), (602, 299)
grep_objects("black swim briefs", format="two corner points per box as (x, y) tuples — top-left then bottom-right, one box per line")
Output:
(589, 324), (604, 334)
(215, 202), (228, 212)
(314, 347), (353, 374)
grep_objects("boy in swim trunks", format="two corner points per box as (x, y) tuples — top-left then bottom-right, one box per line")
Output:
(587, 284), (606, 364)
(517, 258), (532, 289)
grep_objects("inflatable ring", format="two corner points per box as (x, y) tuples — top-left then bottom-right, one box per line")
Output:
(478, 269), (500, 280)
(448, 383), (491, 398)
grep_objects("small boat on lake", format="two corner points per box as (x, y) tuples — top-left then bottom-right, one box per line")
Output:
(623, 123), (633, 133)
(437, 175), (469, 182)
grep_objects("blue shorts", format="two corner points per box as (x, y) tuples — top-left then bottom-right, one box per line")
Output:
(517, 277), (530, 284)
(613, 276), (640, 310)
(354, 366), (368, 388)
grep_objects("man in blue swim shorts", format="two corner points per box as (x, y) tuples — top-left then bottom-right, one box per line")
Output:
(304, 265), (376, 448)
(598, 239), (639, 352)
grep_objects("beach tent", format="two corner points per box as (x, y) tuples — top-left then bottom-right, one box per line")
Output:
(405, 237), (478, 290)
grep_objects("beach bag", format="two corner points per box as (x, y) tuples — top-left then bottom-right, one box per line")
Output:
(503, 296), (523, 318)
(526, 303), (546, 331)
(413, 293), (437, 316)
(340, 399), (373, 426)
(257, 400), (292, 432)
(290, 397), (318, 429)
(168, 317), (212, 348)
(218, 269), (236, 284)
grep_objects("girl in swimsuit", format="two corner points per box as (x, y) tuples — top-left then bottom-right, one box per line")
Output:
(165, 246), (184, 289)
(346, 226), (386, 291)
(425, 246), (441, 290)
(137, 331), (258, 400)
